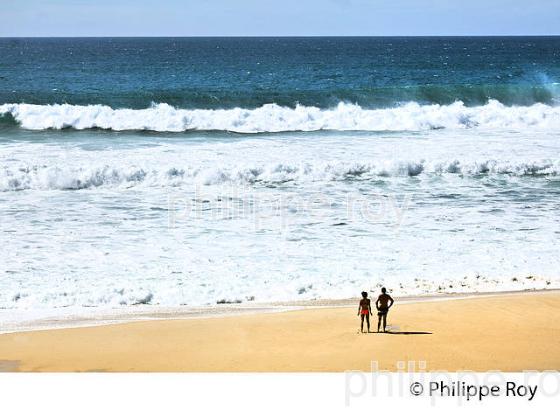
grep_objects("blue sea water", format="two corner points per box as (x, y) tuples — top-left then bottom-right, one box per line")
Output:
(1, 37), (560, 109)
(1, 37), (560, 324)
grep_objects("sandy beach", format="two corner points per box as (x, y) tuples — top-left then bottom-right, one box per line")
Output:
(1, 290), (559, 372)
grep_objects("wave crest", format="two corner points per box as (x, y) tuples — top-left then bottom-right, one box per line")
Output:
(1, 100), (560, 133)
(2, 159), (558, 191)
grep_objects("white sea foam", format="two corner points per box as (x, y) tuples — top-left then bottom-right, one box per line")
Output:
(2, 100), (560, 132)
(1, 112), (559, 319)
(1, 274), (557, 316)
(1, 159), (559, 191)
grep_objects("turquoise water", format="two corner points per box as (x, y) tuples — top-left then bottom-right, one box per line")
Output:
(1, 37), (559, 110)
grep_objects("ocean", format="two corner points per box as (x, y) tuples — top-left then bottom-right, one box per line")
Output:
(1, 37), (559, 322)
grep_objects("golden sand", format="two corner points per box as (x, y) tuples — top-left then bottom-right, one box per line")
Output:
(1, 291), (559, 372)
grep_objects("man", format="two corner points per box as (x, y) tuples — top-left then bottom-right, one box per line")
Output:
(357, 291), (372, 333)
(376, 287), (394, 333)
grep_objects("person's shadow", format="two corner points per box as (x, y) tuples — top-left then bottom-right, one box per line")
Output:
(384, 331), (432, 335)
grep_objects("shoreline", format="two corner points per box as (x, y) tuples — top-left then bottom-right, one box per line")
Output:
(1, 289), (559, 371)
(1, 288), (558, 334)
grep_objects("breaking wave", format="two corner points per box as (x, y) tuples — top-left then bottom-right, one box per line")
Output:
(2, 159), (559, 191)
(1, 100), (560, 133)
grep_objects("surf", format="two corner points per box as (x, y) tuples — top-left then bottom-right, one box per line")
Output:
(2, 158), (559, 191)
(1, 100), (560, 133)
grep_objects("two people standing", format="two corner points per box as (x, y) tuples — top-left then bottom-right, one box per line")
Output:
(357, 287), (394, 333)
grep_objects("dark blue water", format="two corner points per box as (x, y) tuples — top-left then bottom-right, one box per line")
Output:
(1, 37), (559, 109)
